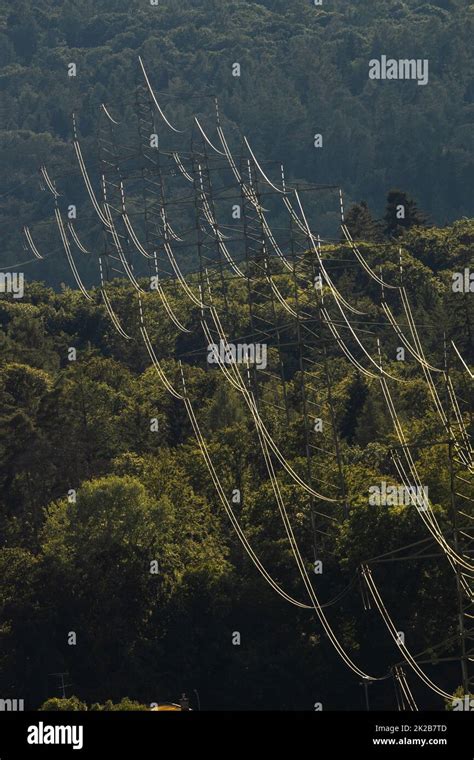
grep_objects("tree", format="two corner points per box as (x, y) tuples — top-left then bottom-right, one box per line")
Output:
(38, 472), (229, 702)
(7, 7), (38, 62)
(384, 190), (427, 237)
(90, 698), (149, 711)
(40, 696), (88, 711)
(344, 201), (382, 242)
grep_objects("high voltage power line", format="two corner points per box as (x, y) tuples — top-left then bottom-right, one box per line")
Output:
(9, 56), (473, 707)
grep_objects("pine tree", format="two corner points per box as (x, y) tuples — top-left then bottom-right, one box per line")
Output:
(344, 201), (382, 242)
(384, 190), (427, 237)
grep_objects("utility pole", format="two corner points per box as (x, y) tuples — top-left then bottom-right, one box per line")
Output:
(49, 672), (71, 699)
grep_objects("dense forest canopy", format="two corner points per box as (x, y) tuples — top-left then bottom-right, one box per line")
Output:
(0, 217), (472, 709)
(0, 0), (473, 713)
(1, 0), (474, 280)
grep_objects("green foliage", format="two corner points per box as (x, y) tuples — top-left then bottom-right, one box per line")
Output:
(90, 697), (149, 711)
(39, 695), (149, 710)
(384, 190), (428, 237)
(40, 696), (88, 711)
(0, 221), (472, 710)
(345, 201), (383, 242)
(0, 0), (473, 279)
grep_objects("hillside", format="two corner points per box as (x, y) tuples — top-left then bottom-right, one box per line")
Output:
(0, 220), (472, 709)
(0, 0), (473, 715)
(1, 0), (473, 279)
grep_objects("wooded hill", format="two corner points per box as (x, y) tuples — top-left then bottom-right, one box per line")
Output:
(1, 0), (473, 279)
(0, 218), (472, 709)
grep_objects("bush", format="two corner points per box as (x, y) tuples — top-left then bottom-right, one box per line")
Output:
(40, 696), (88, 711)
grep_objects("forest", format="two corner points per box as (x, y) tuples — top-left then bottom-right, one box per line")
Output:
(1, 0), (474, 281)
(0, 0), (473, 713)
(0, 213), (472, 709)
